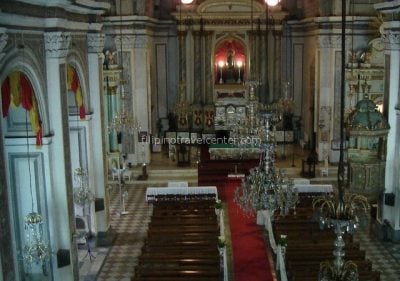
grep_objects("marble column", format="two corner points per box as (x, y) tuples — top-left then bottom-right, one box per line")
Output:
(114, 35), (136, 157)
(316, 34), (351, 162)
(178, 31), (187, 87)
(204, 32), (214, 105)
(0, 29), (7, 63)
(0, 92), (15, 281)
(192, 31), (202, 104)
(260, 30), (267, 104)
(87, 33), (111, 244)
(44, 31), (78, 280)
(273, 28), (282, 101)
(0, 28), (14, 281)
(381, 28), (400, 233)
(131, 35), (152, 164)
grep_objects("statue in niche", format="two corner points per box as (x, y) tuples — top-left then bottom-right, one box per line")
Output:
(225, 48), (238, 83)
(104, 50), (117, 69)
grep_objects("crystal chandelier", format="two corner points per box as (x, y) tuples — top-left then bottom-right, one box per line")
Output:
(22, 112), (50, 272)
(234, 113), (298, 216)
(108, 6), (140, 136)
(313, 1), (370, 280)
(73, 167), (95, 206)
(108, 80), (140, 135)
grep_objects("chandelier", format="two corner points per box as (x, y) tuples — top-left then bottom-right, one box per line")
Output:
(108, 79), (140, 135)
(234, 113), (298, 216)
(108, 4), (140, 136)
(73, 167), (95, 206)
(23, 213), (50, 268)
(313, 1), (370, 280)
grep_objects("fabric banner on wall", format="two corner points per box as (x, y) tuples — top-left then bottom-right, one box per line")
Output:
(67, 65), (86, 119)
(1, 71), (42, 146)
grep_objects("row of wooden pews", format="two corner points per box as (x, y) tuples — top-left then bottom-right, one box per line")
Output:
(133, 197), (222, 281)
(273, 197), (380, 281)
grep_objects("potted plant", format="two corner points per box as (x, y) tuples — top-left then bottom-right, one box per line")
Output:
(277, 234), (287, 247)
(218, 235), (226, 256)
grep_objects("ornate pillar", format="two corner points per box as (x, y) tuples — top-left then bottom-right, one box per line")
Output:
(132, 35), (152, 164)
(260, 29), (267, 104)
(273, 27), (282, 101)
(316, 34), (351, 162)
(87, 33), (111, 244)
(204, 31), (214, 105)
(178, 31), (187, 100)
(114, 34), (136, 157)
(192, 31), (202, 104)
(0, 29), (7, 63)
(0, 29), (14, 281)
(44, 31), (78, 280)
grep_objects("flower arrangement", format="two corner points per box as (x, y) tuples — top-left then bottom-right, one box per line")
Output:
(277, 234), (287, 247)
(218, 236), (226, 248)
(215, 199), (222, 209)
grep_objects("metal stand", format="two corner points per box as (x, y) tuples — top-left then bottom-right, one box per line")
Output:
(83, 234), (96, 262)
(115, 168), (129, 216)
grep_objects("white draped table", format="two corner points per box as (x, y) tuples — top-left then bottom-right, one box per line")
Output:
(293, 184), (333, 193)
(146, 186), (218, 201)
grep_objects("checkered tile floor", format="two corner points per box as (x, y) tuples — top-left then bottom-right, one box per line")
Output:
(354, 228), (400, 281)
(96, 184), (152, 281)
(78, 182), (400, 281)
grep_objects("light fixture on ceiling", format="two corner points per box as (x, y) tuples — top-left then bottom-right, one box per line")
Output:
(265, 0), (280, 7)
(181, 0), (194, 4)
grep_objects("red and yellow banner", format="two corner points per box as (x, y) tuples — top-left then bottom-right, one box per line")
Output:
(1, 71), (42, 146)
(67, 65), (86, 119)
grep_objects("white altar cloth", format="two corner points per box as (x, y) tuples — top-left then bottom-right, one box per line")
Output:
(146, 186), (218, 201)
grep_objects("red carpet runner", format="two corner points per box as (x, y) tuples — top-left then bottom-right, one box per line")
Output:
(224, 178), (274, 281)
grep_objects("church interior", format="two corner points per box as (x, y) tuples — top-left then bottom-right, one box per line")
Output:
(1, 0), (400, 280)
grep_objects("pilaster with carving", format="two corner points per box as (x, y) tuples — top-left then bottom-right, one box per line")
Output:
(178, 31), (187, 87)
(193, 31), (202, 104)
(204, 32), (214, 105)
(381, 30), (400, 51)
(0, 30), (8, 63)
(87, 33), (105, 54)
(113, 35), (135, 153)
(379, 21), (400, 230)
(317, 35), (352, 49)
(44, 32), (71, 58)
(248, 31), (258, 80)
(114, 34), (135, 50)
(273, 29), (282, 101)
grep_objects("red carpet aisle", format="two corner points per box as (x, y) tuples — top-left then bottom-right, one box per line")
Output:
(225, 179), (274, 281)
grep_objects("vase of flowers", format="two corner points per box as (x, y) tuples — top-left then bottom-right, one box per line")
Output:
(278, 234), (287, 260)
(215, 199), (222, 216)
(218, 235), (226, 255)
